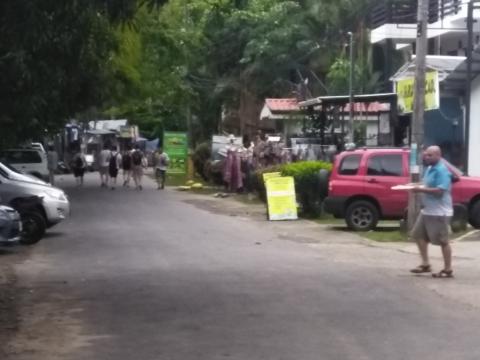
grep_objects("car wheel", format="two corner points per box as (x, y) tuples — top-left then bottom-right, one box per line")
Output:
(468, 201), (480, 229)
(345, 200), (379, 231)
(19, 211), (46, 245)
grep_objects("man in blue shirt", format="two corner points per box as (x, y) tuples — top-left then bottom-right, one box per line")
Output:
(410, 146), (454, 278)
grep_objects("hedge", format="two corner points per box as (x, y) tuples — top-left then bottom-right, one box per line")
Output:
(254, 161), (332, 217)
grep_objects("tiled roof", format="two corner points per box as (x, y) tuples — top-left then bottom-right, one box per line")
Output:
(265, 98), (300, 112)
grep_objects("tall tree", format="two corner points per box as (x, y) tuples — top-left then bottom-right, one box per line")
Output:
(0, 0), (167, 146)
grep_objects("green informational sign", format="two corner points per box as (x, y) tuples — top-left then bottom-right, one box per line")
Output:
(163, 132), (188, 174)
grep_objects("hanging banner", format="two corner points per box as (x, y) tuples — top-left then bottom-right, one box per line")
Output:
(265, 176), (298, 221)
(396, 71), (440, 114)
(163, 132), (188, 174)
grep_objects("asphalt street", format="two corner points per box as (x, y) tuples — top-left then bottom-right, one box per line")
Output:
(2, 173), (480, 360)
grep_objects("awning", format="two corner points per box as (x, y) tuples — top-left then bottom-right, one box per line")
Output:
(299, 93), (397, 108)
(86, 129), (115, 136)
(390, 53), (480, 94)
(390, 55), (466, 82)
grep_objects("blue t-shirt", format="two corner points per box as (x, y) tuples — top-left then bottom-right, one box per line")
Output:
(421, 161), (453, 216)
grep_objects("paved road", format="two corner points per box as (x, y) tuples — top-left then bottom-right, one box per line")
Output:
(3, 173), (480, 360)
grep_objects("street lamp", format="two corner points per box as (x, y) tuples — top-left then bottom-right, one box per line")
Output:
(348, 31), (354, 144)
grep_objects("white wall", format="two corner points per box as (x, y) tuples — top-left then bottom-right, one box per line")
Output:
(469, 76), (480, 176)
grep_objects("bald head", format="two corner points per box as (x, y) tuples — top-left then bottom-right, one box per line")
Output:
(424, 145), (442, 165)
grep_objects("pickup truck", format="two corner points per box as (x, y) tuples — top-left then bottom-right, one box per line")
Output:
(324, 148), (480, 231)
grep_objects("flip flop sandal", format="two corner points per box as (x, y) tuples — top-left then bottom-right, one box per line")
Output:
(432, 269), (454, 278)
(410, 265), (431, 274)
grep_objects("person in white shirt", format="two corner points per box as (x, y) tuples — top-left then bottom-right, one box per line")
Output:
(98, 144), (111, 188)
(46, 145), (58, 185)
(153, 147), (169, 190)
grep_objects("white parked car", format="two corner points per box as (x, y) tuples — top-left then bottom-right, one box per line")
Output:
(0, 149), (49, 182)
(31, 142), (46, 153)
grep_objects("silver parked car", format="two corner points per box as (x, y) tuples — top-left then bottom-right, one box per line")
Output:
(0, 205), (21, 244)
(0, 162), (70, 244)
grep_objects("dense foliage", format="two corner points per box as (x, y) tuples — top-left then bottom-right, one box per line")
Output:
(0, 0), (381, 146)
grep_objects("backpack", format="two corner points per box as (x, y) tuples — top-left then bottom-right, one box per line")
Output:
(109, 152), (118, 172)
(132, 150), (142, 166)
(159, 153), (169, 167)
(75, 155), (83, 169)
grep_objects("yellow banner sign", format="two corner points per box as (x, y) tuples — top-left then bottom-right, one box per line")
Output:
(262, 172), (281, 183)
(396, 71), (439, 114)
(265, 176), (298, 221)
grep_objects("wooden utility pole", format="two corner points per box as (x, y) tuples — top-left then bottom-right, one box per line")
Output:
(407, 0), (429, 231)
(348, 32), (355, 143)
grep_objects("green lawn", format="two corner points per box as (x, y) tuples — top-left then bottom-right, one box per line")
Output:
(358, 228), (407, 243)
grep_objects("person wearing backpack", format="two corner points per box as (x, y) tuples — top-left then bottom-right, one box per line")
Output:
(131, 145), (145, 190)
(122, 146), (133, 187)
(71, 149), (86, 187)
(108, 146), (122, 190)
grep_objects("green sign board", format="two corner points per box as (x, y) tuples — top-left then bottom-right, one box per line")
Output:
(163, 132), (188, 174)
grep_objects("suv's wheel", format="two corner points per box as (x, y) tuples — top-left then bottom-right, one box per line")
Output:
(345, 200), (379, 231)
(20, 211), (46, 245)
(468, 201), (480, 229)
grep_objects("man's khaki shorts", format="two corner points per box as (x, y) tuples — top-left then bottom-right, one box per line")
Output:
(411, 214), (450, 246)
(133, 165), (143, 177)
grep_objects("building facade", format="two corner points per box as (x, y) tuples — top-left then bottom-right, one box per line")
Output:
(370, 0), (480, 173)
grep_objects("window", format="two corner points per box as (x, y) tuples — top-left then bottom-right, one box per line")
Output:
(339, 155), (362, 175)
(1, 150), (42, 164)
(367, 155), (403, 176)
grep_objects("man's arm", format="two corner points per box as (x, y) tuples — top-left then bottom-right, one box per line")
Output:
(413, 187), (443, 195)
(413, 167), (451, 196)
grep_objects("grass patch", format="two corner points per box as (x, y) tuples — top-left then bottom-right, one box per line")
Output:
(312, 214), (345, 225)
(355, 226), (472, 243)
(359, 228), (407, 243)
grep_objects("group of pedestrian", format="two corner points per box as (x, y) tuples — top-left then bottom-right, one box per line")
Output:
(98, 144), (147, 190)
(68, 144), (169, 191)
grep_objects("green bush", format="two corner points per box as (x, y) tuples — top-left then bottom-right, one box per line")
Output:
(253, 161), (332, 217)
(193, 142), (211, 180)
(203, 159), (224, 185)
(281, 161), (332, 217)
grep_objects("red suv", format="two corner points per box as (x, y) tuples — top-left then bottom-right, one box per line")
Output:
(324, 148), (480, 231)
